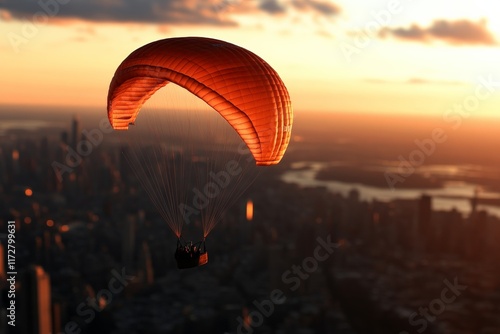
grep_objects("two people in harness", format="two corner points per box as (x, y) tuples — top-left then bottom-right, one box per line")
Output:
(175, 238), (208, 269)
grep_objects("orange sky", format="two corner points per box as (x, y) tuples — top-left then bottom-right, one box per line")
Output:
(1, 0), (499, 118)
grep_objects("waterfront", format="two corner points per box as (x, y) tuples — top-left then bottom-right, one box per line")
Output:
(282, 161), (500, 218)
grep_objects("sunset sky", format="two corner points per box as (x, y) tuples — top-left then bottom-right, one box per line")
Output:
(1, 0), (499, 118)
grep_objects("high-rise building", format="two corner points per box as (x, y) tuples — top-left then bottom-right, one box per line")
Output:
(0, 147), (7, 187)
(139, 241), (154, 285)
(39, 136), (52, 191)
(18, 265), (52, 334)
(122, 214), (136, 270)
(469, 210), (487, 261)
(40, 136), (49, 163)
(71, 116), (80, 150)
(51, 297), (68, 334)
(60, 131), (68, 146)
(119, 145), (132, 184)
(11, 148), (20, 176)
(268, 243), (294, 293)
(0, 243), (5, 282)
(418, 194), (432, 252)
(42, 230), (52, 270)
(0, 308), (6, 334)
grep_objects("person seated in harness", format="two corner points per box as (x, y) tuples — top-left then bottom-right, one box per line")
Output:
(175, 237), (208, 269)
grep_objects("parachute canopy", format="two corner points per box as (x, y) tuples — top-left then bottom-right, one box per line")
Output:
(107, 37), (293, 166)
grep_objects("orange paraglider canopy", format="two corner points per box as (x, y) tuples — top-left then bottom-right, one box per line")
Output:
(107, 37), (292, 166)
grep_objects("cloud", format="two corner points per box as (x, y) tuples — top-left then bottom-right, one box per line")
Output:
(380, 19), (498, 46)
(0, 0), (239, 26)
(291, 0), (340, 16)
(0, 9), (12, 20)
(365, 78), (465, 86)
(259, 0), (286, 14)
(0, 0), (341, 26)
(405, 77), (464, 85)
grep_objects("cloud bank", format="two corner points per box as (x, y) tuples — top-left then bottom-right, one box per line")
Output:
(0, 0), (340, 26)
(380, 19), (497, 46)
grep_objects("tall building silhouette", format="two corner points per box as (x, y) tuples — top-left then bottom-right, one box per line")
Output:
(51, 300), (63, 334)
(122, 215), (136, 270)
(418, 194), (432, 252)
(39, 136), (52, 191)
(470, 187), (479, 218)
(0, 308), (6, 334)
(0, 147), (8, 187)
(139, 241), (154, 285)
(39, 136), (49, 163)
(469, 210), (487, 261)
(71, 116), (80, 150)
(0, 243), (5, 282)
(268, 244), (294, 293)
(119, 145), (132, 183)
(60, 131), (68, 146)
(18, 265), (52, 334)
(11, 149), (20, 176)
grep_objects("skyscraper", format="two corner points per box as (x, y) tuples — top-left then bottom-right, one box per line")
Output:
(418, 194), (432, 252)
(0, 243), (5, 282)
(139, 241), (154, 285)
(71, 116), (80, 150)
(122, 214), (136, 270)
(119, 145), (132, 183)
(60, 131), (68, 146)
(18, 265), (53, 334)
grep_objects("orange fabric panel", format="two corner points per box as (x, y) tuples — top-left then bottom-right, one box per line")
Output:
(107, 37), (292, 165)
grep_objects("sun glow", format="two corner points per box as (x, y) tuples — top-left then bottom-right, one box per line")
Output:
(0, 1), (498, 117)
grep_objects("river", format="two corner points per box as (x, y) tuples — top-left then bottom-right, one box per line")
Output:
(281, 161), (500, 218)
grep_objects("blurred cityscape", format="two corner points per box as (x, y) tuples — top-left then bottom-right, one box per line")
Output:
(1, 115), (500, 334)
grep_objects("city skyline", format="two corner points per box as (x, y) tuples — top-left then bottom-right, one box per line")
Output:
(1, 115), (499, 333)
